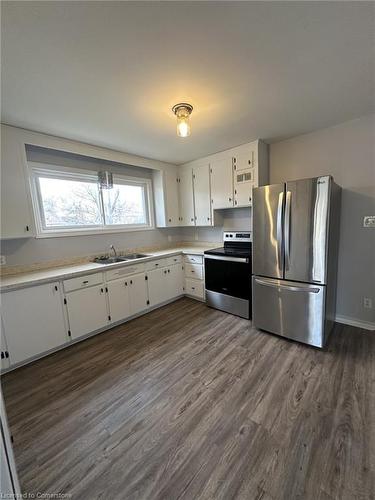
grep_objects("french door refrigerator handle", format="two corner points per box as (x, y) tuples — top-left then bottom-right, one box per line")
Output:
(276, 191), (284, 274)
(284, 190), (292, 270)
(254, 278), (320, 293)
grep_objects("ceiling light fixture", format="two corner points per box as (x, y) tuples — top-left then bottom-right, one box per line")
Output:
(98, 171), (113, 189)
(172, 103), (193, 138)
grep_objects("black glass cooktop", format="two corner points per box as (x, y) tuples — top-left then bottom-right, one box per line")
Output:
(204, 245), (251, 259)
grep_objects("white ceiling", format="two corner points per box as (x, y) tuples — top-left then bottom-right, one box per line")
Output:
(1, 1), (374, 164)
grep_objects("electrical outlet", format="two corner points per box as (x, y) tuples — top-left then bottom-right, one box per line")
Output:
(0, 255), (6, 266)
(363, 216), (375, 228)
(363, 297), (373, 309)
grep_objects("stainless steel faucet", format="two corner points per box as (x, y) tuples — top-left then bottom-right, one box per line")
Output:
(110, 244), (117, 257)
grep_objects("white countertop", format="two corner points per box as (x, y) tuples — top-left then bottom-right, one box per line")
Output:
(0, 245), (218, 292)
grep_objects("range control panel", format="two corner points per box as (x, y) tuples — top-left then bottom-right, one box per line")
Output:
(223, 231), (252, 243)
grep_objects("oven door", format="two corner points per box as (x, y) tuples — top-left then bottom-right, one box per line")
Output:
(204, 255), (251, 299)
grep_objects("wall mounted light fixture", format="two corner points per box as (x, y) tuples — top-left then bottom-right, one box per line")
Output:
(172, 103), (193, 138)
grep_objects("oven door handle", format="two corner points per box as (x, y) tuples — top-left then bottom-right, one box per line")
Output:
(204, 255), (249, 263)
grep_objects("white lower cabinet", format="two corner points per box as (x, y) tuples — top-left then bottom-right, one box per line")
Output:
(166, 264), (183, 301)
(107, 278), (131, 323)
(65, 284), (109, 340)
(1, 319), (10, 370)
(128, 272), (149, 316)
(147, 263), (183, 306)
(147, 267), (167, 306)
(107, 272), (148, 323)
(1, 282), (67, 365)
(1, 254), (205, 371)
(184, 255), (205, 300)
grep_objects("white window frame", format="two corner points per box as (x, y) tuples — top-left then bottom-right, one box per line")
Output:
(28, 162), (155, 238)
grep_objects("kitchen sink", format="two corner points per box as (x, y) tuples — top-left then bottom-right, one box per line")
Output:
(93, 256), (129, 265)
(93, 253), (150, 264)
(122, 253), (149, 259)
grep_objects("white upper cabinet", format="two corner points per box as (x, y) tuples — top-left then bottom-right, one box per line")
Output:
(192, 164), (212, 226)
(210, 157), (234, 209)
(233, 148), (256, 207)
(1, 282), (67, 365)
(178, 167), (195, 226)
(1, 125), (34, 238)
(164, 170), (180, 226)
(233, 142), (268, 207)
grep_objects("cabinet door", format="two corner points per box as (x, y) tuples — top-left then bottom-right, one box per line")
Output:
(178, 167), (195, 226)
(107, 278), (131, 323)
(234, 168), (255, 207)
(1, 282), (67, 365)
(165, 170), (180, 226)
(193, 164), (212, 226)
(66, 284), (109, 339)
(129, 273), (148, 315)
(210, 157), (234, 209)
(0, 320), (10, 370)
(1, 126), (33, 238)
(147, 268), (167, 306)
(167, 264), (183, 300)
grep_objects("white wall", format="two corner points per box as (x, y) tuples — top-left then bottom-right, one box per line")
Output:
(270, 114), (375, 328)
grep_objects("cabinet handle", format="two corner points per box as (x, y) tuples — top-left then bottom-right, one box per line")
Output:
(191, 287), (195, 290)
(125, 281), (128, 286)
(1, 352), (4, 360)
(191, 218), (194, 222)
(54, 285), (58, 291)
(100, 288), (104, 293)
(235, 200), (237, 205)
(105, 287), (108, 293)
(25, 225), (30, 232)
(155, 263), (159, 266)
(229, 197), (232, 202)
(191, 270), (195, 273)
(5, 351), (9, 359)
(164, 270), (167, 274)
(207, 217), (210, 221)
(82, 280), (89, 285)
(168, 218), (172, 222)
(168, 269), (170, 273)
(130, 280), (133, 285)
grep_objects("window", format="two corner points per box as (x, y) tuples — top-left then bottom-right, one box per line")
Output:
(29, 164), (153, 236)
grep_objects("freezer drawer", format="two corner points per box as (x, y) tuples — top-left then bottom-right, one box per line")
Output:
(252, 276), (326, 348)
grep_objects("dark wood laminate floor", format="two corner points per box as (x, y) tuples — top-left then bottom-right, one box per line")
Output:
(2, 298), (374, 500)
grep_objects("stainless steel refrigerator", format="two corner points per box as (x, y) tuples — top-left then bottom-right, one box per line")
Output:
(252, 176), (341, 348)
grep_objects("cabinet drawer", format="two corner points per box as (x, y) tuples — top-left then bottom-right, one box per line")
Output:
(105, 264), (145, 281)
(184, 254), (203, 265)
(145, 258), (169, 271)
(165, 255), (182, 266)
(185, 279), (204, 299)
(185, 263), (203, 280)
(64, 272), (103, 292)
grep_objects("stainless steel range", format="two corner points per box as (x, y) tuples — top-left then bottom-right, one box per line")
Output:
(204, 232), (252, 319)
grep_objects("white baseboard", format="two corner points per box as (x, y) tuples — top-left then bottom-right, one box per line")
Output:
(335, 315), (375, 331)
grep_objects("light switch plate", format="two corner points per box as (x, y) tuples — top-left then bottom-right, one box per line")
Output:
(363, 216), (375, 228)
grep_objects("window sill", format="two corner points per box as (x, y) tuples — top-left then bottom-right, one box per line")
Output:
(34, 225), (156, 239)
